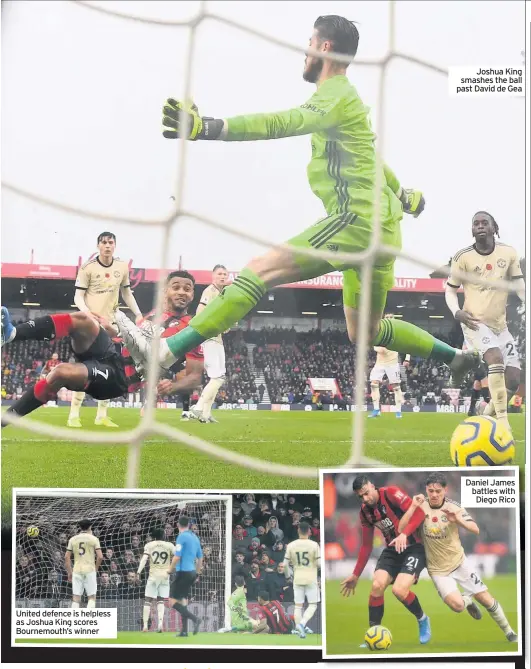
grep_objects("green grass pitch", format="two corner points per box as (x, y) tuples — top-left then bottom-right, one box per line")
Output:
(17, 632), (321, 646)
(2, 408), (524, 517)
(324, 575), (519, 656)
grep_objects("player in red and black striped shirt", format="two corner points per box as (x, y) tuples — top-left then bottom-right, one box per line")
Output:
(340, 475), (432, 645)
(257, 591), (294, 635)
(117, 271), (204, 406)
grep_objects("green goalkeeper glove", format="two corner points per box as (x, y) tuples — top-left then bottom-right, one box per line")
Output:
(398, 188), (425, 217)
(162, 99), (224, 140)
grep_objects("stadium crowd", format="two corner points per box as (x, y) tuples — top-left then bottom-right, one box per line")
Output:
(15, 500), (225, 605)
(2, 310), (525, 408)
(230, 493), (320, 603)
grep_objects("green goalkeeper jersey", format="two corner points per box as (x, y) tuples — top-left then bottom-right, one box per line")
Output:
(226, 75), (403, 225)
(228, 586), (250, 625)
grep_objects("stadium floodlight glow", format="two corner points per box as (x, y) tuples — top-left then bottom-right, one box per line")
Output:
(256, 310), (274, 314)
(22, 302), (40, 306)
(302, 311), (318, 315)
(429, 315), (445, 319)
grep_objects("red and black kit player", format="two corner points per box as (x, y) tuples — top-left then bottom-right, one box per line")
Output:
(0, 272), (203, 427)
(121, 271), (204, 408)
(340, 474), (432, 645)
(256, 591), (295, 635)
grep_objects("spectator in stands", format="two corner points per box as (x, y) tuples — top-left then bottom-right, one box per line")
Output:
(264, 516), (284, 546)
(270, 541), (286, 565)
(251, 499), (273, 526)
(241, 493), (257, 516)
(98, 571), (119, 599)
(232, 551), (250, 583)
(245, 562), (265, 601)
(259, 552), (276, 574)
(311, 518), (321, 543)
(243, 515), (257, 538)
(265, 562), (292, 602)
(246, 537), (262, 564)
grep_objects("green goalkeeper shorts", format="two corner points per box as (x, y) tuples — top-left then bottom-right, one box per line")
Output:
(286, 211), (400, 311)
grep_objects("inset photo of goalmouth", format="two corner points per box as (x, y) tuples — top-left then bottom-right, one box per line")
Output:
(12, 489), (322, 650)
(320, 467), (522, 659)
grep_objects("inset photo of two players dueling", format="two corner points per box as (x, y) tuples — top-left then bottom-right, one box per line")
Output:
(12, 490), (321, 648)
(321, 467), (521, 659)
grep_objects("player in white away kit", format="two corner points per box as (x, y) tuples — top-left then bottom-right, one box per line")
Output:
(65, 519), (103, 609)
(369, 336), (411, 418)
(137, 527), (175, 632)
(282, 520), (320, 639)
(446, 212), (525, 433)
(68, 231), (142, 428)
(399, 472), (517, 643)
(191, 265), (228, 423)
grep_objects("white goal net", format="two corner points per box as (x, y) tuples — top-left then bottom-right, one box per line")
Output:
(14, 492), (231, 632)
(1, 1), (524, 485)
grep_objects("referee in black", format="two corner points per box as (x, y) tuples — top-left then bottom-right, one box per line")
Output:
(167, 515), (204, 637)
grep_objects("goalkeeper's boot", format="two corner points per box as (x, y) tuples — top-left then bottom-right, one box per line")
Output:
(506, 630), (518, 642)
(449, 351), (480, 388)
(67, 417), (82, 428)
(463, 596), (482, 620)
(368, 409), (381, 418)
(418, 615), (431, 644)
(296, 623), (306, 639)
(396, 411), (402, 419)
(1, 307), (16, 347)
(95, 416), (119, 427)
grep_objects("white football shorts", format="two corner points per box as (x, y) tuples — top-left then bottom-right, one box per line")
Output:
(203, 339), (226, 379)
(370, 363), (401, 385)
(72, 572), (97, 597)
(145, 573), (170, 599)
(293, 582), (320, 604)
(462, 323), (520, 369)
(431, 557), (488, 601)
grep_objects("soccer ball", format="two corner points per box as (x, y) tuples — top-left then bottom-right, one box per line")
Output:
(364, 625), (392, 651)
(450, 416), (515, 466)
(26, 526), (39, 538)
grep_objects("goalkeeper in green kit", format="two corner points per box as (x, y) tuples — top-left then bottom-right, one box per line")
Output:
(157, 15), (478, 381)
(218, 576), (268, 634)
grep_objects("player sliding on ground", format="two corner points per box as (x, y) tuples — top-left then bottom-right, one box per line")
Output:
(0, 272), (204, 425)
(398, 472), (518, 643)
(156, 14), (478, 384)
(445, 211), (525, 433)
(218, 575), (269, 634)
(65, 519), (103, 610)
(340, 475), (431, 646)
(137, 527), (175, 633)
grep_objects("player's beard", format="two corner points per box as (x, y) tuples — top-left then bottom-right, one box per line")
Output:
(303, 57), (323, 83)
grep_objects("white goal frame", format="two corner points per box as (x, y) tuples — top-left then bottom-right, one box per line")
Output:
(12, 489), (233, 631)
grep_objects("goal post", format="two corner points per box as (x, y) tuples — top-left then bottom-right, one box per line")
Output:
(14, 491), (232, 633)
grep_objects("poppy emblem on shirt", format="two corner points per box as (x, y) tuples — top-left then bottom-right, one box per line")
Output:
(105, 273), (110, 278)
(486, 264), (492, 271)
(432, 517), (438, 522)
